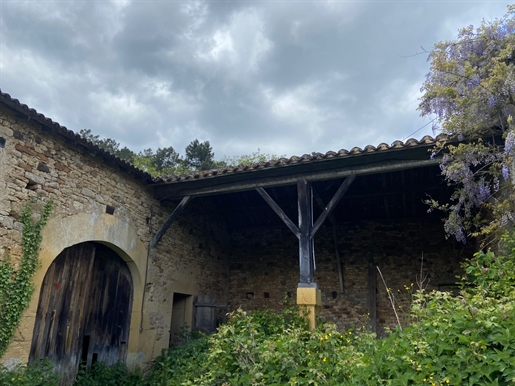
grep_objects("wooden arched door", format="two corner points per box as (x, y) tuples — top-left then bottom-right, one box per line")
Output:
(29, 242), (133, 385)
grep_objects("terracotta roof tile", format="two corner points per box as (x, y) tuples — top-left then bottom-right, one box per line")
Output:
(1, 89), (452, 187)
(0, 90), (152, 181)
(156, 134), (451, 183)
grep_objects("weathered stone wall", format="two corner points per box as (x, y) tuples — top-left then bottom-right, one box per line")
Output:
(0, 105), (230, 367)
(228, 218), (472, 332)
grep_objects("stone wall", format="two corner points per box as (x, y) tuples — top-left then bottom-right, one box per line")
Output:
(0, 105), (230, 367)
(228, 218), (472, 332)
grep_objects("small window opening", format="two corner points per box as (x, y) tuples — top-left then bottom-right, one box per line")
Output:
(106, 205), (115, 215)
(263, 292), (270, 299)
(0, 137), (5, 148)
(25, 182), (38, 190)
(246, 292), (254, 300)
(331, 291), (338, 299)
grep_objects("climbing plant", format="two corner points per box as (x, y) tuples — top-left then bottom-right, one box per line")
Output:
(0, 197), (53, 357)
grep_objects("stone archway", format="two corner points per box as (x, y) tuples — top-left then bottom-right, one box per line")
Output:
(29, 242), (133, 385)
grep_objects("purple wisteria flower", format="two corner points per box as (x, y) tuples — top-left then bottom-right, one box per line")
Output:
(502, 165), (510, 181)
(505, 132), (515, 156)
(478, 183), (491, 202)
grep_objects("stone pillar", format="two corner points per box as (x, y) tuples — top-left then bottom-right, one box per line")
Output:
(296, 286), (322, 330)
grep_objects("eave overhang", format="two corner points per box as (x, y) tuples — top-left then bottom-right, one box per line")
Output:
(152, 143), (440, 201)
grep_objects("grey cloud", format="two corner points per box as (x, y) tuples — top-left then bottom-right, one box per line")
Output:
(0, 0), (511, 158)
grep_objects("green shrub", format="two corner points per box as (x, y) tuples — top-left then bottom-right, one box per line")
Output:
(146, 332), (210, 386)
(6, 233), (514, 385)
(146, 232), (515, 385)
(74, 362), (144, 386)
(0, 359), (58, 386)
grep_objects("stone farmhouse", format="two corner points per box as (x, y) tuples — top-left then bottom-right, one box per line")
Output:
(0, 90), (472, 382)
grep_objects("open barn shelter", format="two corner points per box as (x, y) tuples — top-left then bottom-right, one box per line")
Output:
(0, 90), (473, 383)
(152, 138), (472, 331)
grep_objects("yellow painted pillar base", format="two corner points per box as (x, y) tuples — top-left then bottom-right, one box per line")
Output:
(296, 286), (322, 330)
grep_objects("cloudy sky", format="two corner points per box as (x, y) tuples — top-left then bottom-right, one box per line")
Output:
(0, 1), (511, 159)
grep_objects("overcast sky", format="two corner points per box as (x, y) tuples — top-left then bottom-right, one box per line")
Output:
(0, 1), (511, 159)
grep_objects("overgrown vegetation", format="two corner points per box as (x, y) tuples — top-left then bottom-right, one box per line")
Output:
(0, 359), (58, 386)
(35, 230), (512, 385)
(2, 232), (515, 385)
(420, 5), (515, 244)
(141, 233), (515, 385)
(74, 362), (144, 386)
(0, 197), (53, 357)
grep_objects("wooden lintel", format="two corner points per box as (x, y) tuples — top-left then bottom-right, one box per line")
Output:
(311, 175), (356, 239)
(256, 187), (300, 238)
(150, 196), (192, 248)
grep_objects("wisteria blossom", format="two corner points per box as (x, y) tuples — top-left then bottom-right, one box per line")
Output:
(420, 5), (515, 243)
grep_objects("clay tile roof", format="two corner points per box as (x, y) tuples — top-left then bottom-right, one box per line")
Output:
(405, 138), (420, 146)
(155, 132), (453, 184)
(1, 89), (454, 187)
(0, 89), (152, 181)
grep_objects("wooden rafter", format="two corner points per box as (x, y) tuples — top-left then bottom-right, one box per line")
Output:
(150, 196), (192, 248)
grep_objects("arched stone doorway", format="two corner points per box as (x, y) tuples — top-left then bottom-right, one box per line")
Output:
(29, 242), (133, 384)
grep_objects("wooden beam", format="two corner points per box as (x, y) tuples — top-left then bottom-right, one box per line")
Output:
(333, 225), (344, 294)
(311, 175), (356, 239)
(368, 266), (377, 333)
(256, 187), (300, 238)
(150, 196), (192, 248)
(298, 179), (315, 286)
(313, 185), (346, 294)
(154, 158), (440, 200)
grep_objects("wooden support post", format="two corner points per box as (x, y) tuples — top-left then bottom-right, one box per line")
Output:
(257, 176), (356, 330)
(297, 179), (315, 287)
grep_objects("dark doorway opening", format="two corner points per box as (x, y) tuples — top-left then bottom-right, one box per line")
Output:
(169, 293), (193, 346)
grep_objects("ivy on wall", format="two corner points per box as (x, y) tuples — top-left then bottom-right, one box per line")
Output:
(0, 197), (53, 357)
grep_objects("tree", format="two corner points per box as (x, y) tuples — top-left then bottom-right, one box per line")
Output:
(79, 129), (137, 163)
(219, 149), (285, 167)
(117, 146), (137, 163)
(419, 5), (515, 243)
(132, 148), (159, 176)
(79, 128), (99, 143)
(154, 146), (181, 172)
(184, 139), (216, 171)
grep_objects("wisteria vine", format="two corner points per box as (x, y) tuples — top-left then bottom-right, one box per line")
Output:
(420, 5), (515, 243)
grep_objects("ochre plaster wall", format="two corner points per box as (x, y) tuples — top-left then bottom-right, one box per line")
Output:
(0, 106), (230, 368)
